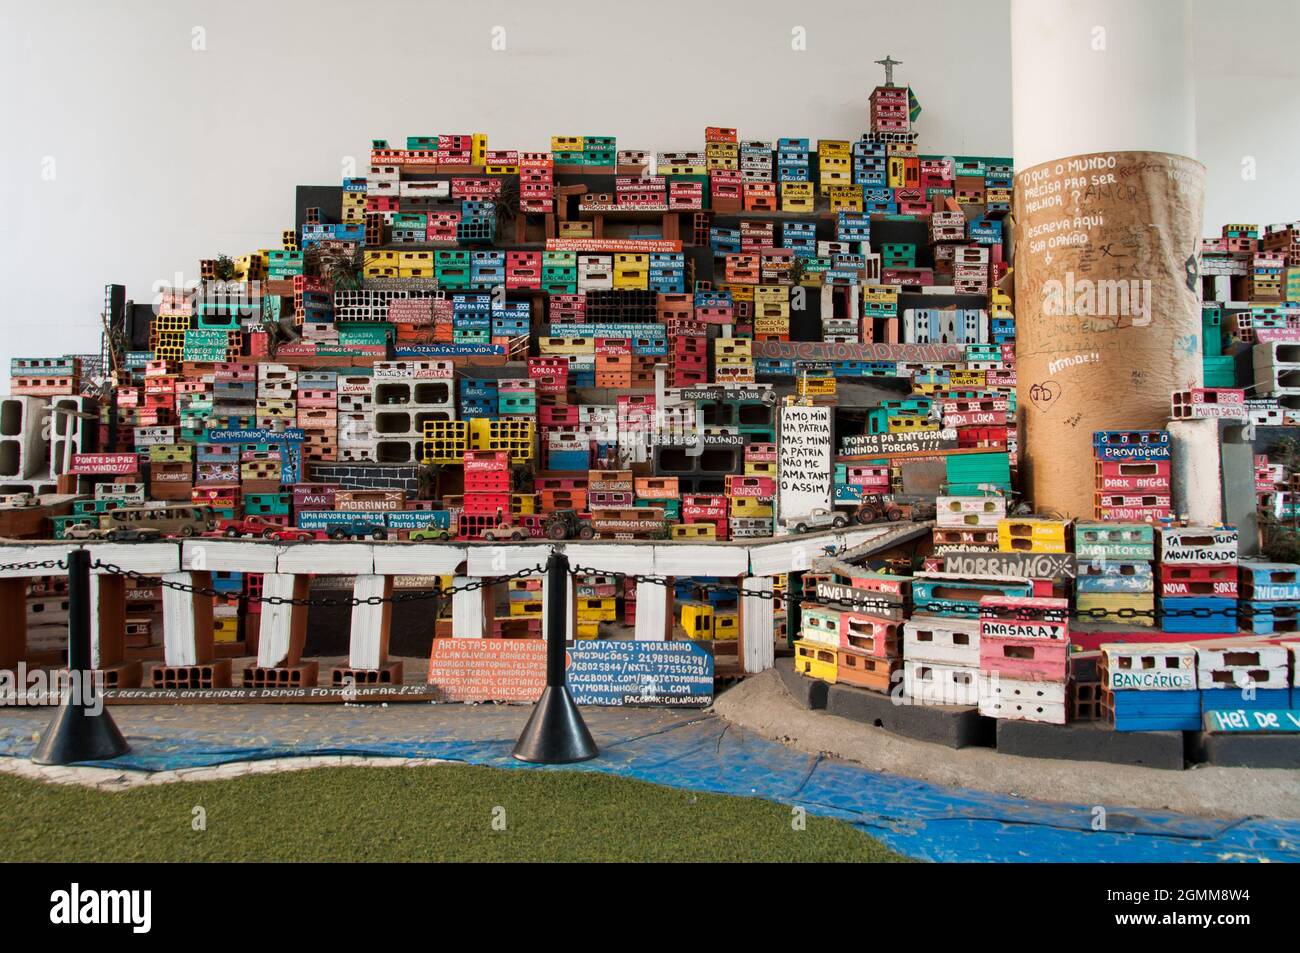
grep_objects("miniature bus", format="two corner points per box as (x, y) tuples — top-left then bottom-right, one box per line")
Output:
(98, 504), (215, 538)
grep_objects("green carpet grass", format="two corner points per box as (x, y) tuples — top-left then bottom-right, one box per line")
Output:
(0, 764), (911, 862)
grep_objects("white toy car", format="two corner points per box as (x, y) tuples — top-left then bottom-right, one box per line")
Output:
(781, 507), (850, 534)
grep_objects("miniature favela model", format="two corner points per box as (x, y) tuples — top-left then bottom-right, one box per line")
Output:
(1, 45), (1298, 864)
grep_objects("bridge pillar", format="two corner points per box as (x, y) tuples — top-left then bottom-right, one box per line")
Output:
(739, 576), (776, 674)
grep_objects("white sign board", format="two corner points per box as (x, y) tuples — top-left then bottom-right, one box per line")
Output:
(777, 404), (833, 533)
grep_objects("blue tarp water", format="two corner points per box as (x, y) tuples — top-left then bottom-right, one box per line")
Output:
(0, 707), (1295, 862)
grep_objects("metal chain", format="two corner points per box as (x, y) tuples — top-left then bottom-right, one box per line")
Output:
(567, 563), (1290, 621)
(0, 559), (68, 574)
(88, 559), (548, 608)
(568, 564), (779, 601)
(26, 557), (1288, 622)
(916, 602), (1275, 620)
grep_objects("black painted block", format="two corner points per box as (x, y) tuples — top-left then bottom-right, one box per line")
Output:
(775, 657), (828, 710)
(996, 719), (1185, 770)
(1190, 732), (1300, 768)
(825, 682), (994, 749)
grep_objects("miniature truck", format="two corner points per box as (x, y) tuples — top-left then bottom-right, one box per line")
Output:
(544, 509), (597, 540)
(854, 495), (905, 524)
(296, 510), (388, 540)
(216, 515), (293, 538)
(781, 507), (851, 534)
(408, 510), (455, 541)
(326, 519), (389, 541)
(480, 521), (532, 542)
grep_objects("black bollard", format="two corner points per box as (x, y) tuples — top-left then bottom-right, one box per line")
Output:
(512, 550), (598, 764)
(32, 549), (130, 765)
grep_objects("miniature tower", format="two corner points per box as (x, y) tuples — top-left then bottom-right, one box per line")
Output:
(869, 55), (910, 136)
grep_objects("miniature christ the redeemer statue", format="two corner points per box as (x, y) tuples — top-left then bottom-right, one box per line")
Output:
(875, 54), (901, 87)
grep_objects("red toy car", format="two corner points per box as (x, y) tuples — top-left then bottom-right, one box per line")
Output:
(214, 515), (312, 540)
(263, 526), (329, 542)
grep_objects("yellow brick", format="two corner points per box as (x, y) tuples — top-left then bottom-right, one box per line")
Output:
(793, 639), (838, 682)
(887, 415), (937, 433)
(714, 612), (738, 640)
(997, 518), (1069, 554)
(681, 602), (713, 639)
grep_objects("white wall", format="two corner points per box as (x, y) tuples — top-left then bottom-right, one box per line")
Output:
(0, 0), (1011, 384)
(0, 0), (1296, 388)
(1193, 0), (1300, 233)
(1011, 0), (1196, 171)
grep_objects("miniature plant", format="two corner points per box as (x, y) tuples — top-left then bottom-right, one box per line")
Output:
(418, 462), (444, 499)
(495, 176), (521, 228)
(510, 459), (534, 485)
(1259, 513), (1300, 563)
(306, 245), (362, 291)
(787, 256), (809, 287)
(260, 312), (296, 358)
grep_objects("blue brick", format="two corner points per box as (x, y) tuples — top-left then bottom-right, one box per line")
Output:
(1159, 597), (1238, 633)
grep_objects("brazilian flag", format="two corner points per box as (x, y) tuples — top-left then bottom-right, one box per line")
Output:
(908, 87), (922, 123)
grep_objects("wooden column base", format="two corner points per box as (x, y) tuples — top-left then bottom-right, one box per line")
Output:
(0, 577), (27, 672)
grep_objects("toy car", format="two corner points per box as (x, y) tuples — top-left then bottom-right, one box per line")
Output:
(62, 523), (108, 541)
(781, 507), (850, 534)
(263, 526), (328, 542)
(216, 515), (289, 538)
(105, 527), (164, 543)
(480, 522), (530, 542)
(406, 511), (456, 541)
(853, 495), (933, 524)
(327, 521), (389, 541)
(855, 495), (904, 524)
(902, 499), (936, 521)
(544, 509), (596, 540)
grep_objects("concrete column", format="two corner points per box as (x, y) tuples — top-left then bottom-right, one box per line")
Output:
(739, 576), (776, 674)
(256, 573), (308, 668)
(1011, 0), (1195, 170)
(1011, 0), (1204, 517)
(1221, 425), (1259, 554)
(633, 578), (673, 641)
(1168, 419), (1223, 525)
(819, 285), (834, 323)
(161, 571), (215, 667)
(348, 574), (393, 670)
(451, 576), (490, 638)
